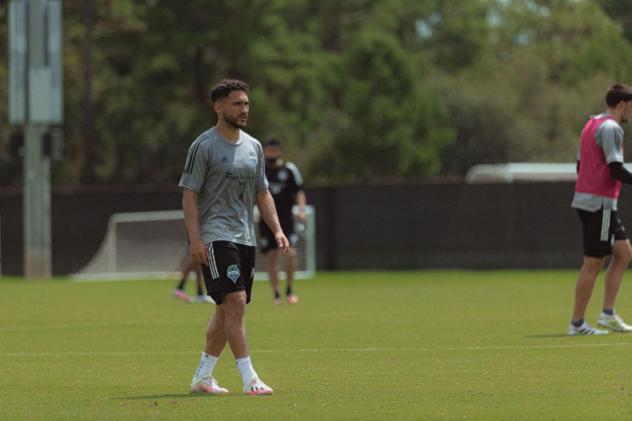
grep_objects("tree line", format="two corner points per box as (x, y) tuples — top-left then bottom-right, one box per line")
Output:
(1, 0), (632, 187)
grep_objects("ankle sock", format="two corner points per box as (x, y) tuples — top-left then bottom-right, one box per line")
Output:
(193, 352), (219, 380)
(236, 356), (257, 386)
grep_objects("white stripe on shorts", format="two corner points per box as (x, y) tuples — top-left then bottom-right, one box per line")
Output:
(208, 244), (220, 279)
(601, 210), (611, 242)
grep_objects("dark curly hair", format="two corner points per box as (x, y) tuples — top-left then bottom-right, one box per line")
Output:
(606, 84), (632, 107)
(210, 79), (250, 103)
(264, 138), (282, 148)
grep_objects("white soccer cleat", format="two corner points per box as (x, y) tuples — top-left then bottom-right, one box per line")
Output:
(243, 376), (273, 396)
(194, 295), (214, 303)
(190, 376), (229, 394)
(597, 313), (632, 332)
(567, 321), (609, 336)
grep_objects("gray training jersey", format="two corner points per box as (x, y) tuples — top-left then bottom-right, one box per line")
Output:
(179, 127), (269, 246)
(571, 113), (625, 211)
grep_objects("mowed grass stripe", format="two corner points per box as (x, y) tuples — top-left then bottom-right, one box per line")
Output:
(3, 340), (632, 358)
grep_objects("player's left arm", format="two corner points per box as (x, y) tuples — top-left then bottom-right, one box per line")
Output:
(598, 121), (632, 183)
(287, 162), (307, 223)
(295, 190), (307, 223)
(256, 190), (289, 254)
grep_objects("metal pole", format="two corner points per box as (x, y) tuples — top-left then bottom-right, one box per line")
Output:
(24, 124), (52, 278)
(10, 0), (62, 278)
(22, 0), (57, 279)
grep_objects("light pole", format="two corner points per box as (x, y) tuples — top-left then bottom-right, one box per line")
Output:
(9, 0), (63, 279)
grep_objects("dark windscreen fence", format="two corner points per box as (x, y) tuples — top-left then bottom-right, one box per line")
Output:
(0, 192), (23, 276)
(312, 183), (581, 270)
(0, 182), (592, 275)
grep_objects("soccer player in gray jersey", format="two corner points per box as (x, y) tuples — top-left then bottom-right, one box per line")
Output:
(179, 79), (289, 395)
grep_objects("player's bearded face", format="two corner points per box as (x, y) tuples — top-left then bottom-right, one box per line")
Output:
(221, 91), (249, 129)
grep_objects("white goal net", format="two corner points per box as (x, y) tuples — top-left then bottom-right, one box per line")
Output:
(71, 206), (316, 281)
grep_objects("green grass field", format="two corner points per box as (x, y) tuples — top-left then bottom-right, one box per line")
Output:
(2, 270), (632, 420)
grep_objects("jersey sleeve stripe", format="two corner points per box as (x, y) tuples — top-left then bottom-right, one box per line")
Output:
(286, 162), (304, 186)
(184, 138), (204, 174)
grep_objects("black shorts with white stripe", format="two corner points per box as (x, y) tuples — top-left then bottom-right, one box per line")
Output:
(201, 241), (255, 305)
(577, 208), (628, 257)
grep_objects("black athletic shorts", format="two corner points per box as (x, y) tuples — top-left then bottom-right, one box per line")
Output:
(201, 241), (256, 305)
(258, 218), (299, 254)
(577, 208), (628, 257)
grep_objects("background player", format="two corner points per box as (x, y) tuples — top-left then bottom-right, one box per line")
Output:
(259, 139), (307, 304)
(172, 254), (212, 303)
(569, 83), (632, 335)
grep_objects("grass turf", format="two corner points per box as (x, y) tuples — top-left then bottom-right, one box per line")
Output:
(1, 270), (632, 420)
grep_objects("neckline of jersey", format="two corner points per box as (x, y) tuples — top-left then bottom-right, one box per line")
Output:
(213, 126), (243, 146)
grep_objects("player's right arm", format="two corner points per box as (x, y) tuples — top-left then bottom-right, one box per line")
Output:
(179, 135), (210, 265)
(182, 189), (209, 265)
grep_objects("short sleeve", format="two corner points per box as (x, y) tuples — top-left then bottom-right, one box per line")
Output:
(178, 137), (209, 192)
(255, 143), (269, 193)
(597, 120), (624, 164)
(285, 162), (304, 193)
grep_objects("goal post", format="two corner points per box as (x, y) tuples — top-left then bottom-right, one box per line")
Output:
(71, 206), (316, 281)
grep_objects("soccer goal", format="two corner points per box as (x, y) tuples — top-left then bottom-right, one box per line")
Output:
(71, 206), (316, 281)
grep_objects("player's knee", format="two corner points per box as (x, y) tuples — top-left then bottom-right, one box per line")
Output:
(613, 245), (632, 265)
(620, 250), (632, 265)
(223, 291), (246, 319)
(582, 257), (604, 273)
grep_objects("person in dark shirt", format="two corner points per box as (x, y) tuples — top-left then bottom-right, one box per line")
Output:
(259, 139), (307, 304)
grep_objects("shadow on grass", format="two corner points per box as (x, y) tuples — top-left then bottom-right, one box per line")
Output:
(524, 334), (572, 338)
(115, 393), (245, 400)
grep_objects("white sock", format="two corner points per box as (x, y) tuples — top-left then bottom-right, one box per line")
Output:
(236, 356), (258, 385)
(192, 352), (219, 381)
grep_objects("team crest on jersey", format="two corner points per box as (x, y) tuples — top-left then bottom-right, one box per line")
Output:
(227, 264), (240, 284)
(278, 169), (288, 181)
(248, 151), (258, 167)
